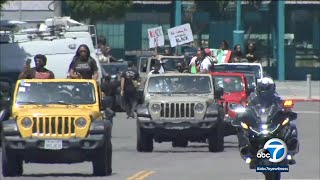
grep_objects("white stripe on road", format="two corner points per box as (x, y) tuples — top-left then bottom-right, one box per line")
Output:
(296, 111), (320, 114)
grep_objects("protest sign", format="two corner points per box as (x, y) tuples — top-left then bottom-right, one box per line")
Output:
(148, 26), (164, 49)
(167, 23), (194, 47)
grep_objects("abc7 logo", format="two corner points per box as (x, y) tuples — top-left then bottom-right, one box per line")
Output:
(256, 138), (288, 163)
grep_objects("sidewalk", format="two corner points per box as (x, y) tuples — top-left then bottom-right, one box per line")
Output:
(275, 81), (320, 102)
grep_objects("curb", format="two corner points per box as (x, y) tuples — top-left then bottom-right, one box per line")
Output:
(285, 98), (320, 102)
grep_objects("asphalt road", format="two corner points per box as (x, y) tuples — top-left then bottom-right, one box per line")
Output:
(1, 102), (319, 180)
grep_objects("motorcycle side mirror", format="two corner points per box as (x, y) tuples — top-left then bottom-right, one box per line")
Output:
(215, 87), (224, 99)
(289, 112), (297, 121)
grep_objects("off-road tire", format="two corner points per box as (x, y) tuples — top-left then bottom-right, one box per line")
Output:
(2, 134), (23, 177)
(137, 126), (153, 152)
(92, 135), (112, 176)
(208, 122), (224, 152)
(172, 140), (188, 147)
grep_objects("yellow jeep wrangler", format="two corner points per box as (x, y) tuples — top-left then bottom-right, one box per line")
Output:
(1, 79), (112, 177)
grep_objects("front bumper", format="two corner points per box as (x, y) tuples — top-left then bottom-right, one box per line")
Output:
(3, 134), (105, 150)
(138, 117), (220, 138)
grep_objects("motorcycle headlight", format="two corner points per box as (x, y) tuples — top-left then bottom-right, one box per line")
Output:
(282, 118), (289, 126)
(241, 122), (249, 129)
(151, 104), (161, 113)
(21, 117), (32, 128)
(75, 117), (87, 128)
(194, 103), (205, 113)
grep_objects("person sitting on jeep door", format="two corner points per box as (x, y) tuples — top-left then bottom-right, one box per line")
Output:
(68, 44), (99, 80)
(18, 55), (55, 79)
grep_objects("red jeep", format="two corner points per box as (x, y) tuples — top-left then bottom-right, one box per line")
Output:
(210, 72), (255, 136)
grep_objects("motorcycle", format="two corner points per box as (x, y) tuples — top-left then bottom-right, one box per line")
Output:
(230, 99), (299, 180)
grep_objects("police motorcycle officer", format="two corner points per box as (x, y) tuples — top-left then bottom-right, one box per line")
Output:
(236, 77), (299, 165)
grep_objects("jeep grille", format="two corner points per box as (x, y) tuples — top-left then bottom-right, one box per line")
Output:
(160, 103), (195, 118)
(32, 116), (76, 136)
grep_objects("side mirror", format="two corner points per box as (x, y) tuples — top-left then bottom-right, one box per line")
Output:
(215, 87), (224, 99)
(100, 97), (108, 111)
(289, 112), (297, 121)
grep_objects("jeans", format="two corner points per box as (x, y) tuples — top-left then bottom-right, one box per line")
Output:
(124, 91), (137, 117)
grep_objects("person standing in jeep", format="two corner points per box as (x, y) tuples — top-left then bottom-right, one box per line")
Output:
(68, 44), (99, 80)
(120, 62), (140, 119)
(18, 55), (55, 79)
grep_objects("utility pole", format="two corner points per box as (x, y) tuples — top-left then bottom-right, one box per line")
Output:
(175, 0), (182, 55)
(277, 0), (285, 81)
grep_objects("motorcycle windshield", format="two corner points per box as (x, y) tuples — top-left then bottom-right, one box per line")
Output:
(244, 103), (284, 135)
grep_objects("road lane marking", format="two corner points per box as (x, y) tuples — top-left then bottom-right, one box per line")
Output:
(296, 111), (320, 114)
(127, 170), (151, 180)
(135, 171), (155, 180)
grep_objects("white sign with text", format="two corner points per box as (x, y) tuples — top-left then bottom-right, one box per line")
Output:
(148, 26), (165, 48)
(167, 23), (194, 47)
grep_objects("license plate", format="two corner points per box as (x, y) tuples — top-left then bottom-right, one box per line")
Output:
(44, 140), (63, 150)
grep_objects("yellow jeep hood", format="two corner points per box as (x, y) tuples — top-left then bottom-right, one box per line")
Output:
(16, 106), (97, 117)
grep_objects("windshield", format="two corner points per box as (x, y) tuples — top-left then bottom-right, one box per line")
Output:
(16, 82), (96, 105)
(214, 76), (244, 92)
(147, 76), (212, 94)
(159, 58), (184, 71)
(214, 64), (262, 79)
(102, 63), (128, 75)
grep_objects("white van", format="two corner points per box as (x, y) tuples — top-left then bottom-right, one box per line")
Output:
(0, 17), (103, 84)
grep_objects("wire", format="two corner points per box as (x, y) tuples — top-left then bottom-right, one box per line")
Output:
(48, 0), (55, 11)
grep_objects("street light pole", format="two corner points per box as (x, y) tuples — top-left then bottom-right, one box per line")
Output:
(277, 0), (285, 81)
(175, 0), (182, 55)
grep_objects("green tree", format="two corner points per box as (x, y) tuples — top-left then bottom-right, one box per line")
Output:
(64, 0), (132, 23)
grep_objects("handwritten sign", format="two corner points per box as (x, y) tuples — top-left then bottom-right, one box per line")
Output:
(148, 26), (164, 49)
(167, 23), (194, 47)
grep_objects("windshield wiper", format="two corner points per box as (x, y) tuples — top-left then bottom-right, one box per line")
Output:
(56, 101), (78, 107)
(17, 101), (48, 107)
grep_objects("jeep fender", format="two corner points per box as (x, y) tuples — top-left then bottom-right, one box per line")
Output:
(205, 103), (224, 120)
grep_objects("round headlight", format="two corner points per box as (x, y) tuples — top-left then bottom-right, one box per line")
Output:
(75, 117), (87, 128)
(151, 104), (161, 113)
(194, 103), (205, 113)
(21, 117), (32, 128)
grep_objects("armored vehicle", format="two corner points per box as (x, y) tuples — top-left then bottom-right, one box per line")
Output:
(136, 73), (225, 152)
(1, 79), (112, 177)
